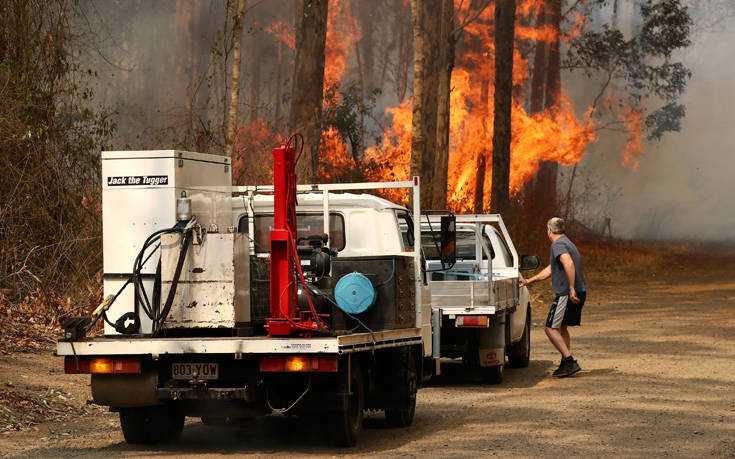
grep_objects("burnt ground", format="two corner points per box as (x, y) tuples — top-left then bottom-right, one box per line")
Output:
(1, 246), (735, 458)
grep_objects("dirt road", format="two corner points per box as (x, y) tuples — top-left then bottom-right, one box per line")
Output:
(2, 258), (735, 458)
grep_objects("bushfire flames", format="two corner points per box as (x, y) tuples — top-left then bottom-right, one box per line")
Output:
(275, 0), (642, 211)
(324, 0), (361, 92)
(365, 0), (600, 211)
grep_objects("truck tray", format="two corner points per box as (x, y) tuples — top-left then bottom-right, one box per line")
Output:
(56, 328), (422, 357)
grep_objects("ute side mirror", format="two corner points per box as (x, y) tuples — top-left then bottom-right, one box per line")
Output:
(520, 254), (540, 271)
(440, 214), (456, 269)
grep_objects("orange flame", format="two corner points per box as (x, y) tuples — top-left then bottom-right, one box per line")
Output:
(233, 120), (276, 185)
(266, 20), (295, 50)
(359, 0), (601, 212)
(325, 0), (362, 91)
(317, 0), (635, 212)
(602, 94), (645, 171)
(318, 126), (352, 181)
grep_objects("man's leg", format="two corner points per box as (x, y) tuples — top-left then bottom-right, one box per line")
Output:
(560, 325), (571, 352)
(544, 327), (571, 358)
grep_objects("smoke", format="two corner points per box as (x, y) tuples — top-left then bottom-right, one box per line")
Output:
(564, 0), (735, 242)
(77, 0), (292, 150)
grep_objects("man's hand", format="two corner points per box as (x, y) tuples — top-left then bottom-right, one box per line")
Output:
(519, 275), (530, 288)
(570, 288), (580, 304)
(519, 265), (551, 288)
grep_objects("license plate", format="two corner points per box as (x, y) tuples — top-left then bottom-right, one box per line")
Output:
(171, 362), (219, 380)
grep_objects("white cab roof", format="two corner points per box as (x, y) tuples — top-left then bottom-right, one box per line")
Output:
(233, 192), (407, 212)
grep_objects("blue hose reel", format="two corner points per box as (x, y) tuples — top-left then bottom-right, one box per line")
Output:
(334, 272), (376, 314)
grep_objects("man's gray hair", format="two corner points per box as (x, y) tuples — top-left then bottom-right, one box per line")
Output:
(547, 217), (565, 234)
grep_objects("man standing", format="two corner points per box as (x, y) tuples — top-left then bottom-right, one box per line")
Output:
(520, 217), (586, 377)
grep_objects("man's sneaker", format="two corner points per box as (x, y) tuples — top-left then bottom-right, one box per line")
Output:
(555, 358), (581, 378)
(552, 359), (566, 377)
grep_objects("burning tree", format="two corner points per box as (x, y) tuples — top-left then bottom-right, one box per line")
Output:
(361, 0), (691, 216)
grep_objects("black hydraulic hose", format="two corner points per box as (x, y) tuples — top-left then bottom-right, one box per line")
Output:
(132, 229), (181, 323)
(153, 229), (193, 336)
(152, 260), (161, 321)
(85, 227), (180, 335)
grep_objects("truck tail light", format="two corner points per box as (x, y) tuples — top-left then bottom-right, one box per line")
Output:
(457, 315), (490, 327)
(285, 356), (309, 372)
(64, 356), (90, 374)
(65, 357), (140, 374)
(260, 355), (337, 373)
(90, 358), (114, 374)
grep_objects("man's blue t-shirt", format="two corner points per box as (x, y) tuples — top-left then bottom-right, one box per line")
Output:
(550, 235), (586, 296)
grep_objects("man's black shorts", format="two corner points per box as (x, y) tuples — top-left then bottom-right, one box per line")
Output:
(545, 291), (587, 328)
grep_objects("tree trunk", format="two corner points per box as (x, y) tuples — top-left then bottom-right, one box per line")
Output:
(396, 10), (412, 103)
(473, 78), (490, 214)
(225, 0), (246, 159)
(520, 2), (546, 206)
(356, 0), (375, 91)
(249, 30), (260, 123)
(612, 0), (619, 28)
(545, 0), (561, 110)
(289, 0), (329, 182)
(431, 0), (455, 210)
(533, 0), (562, 214)
(529, 3), (547, 115)
(274, 39), (284, 132)
(490, 0), (516, 215)
(410, 0), (442, 204)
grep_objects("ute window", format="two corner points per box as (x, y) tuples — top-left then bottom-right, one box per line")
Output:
(490, 226), (514, 266)
(396, 211), (414, 251)
(422, 231), (495, 260)
(241, 213), (346, 253)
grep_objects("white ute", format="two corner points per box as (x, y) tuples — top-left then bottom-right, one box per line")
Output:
(422, 215), (538, 383)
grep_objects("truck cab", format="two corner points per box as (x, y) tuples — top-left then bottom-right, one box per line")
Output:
(231, 191), (433, 350)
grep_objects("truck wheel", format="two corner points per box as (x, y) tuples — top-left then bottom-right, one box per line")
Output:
(120, 406), (184, 444)
(332, 359), (364, 447)
(385, 347), (417, 427)
(508, 305), (531, 368)
(482, 364), (504, 384)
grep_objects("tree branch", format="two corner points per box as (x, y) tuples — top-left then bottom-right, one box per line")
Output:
(452, 0), (492, 35)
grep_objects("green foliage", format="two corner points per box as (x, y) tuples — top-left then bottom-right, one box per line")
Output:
(565, 0), (693, 140)
(322, 82), (381, 156)
(0, 0), (114, 301)
(318, 82), (387, 183)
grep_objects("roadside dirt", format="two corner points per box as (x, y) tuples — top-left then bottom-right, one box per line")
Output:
(2, 249), (734, 458)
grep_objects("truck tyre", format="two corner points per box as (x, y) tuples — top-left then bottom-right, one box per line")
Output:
(332, 358), (364, 447)
(508, 305), (531, 368)
(385, 346), (417, 427)
(119, 406), (184, 444)
(482, 364), (504, 384)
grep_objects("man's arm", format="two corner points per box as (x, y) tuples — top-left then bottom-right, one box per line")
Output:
(519, 264), (551, 288)
(559, 253), (580, 303)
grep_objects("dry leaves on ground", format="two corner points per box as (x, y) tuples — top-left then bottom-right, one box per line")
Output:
(0, 274), (102, 354)
(0, 385), (87, 432)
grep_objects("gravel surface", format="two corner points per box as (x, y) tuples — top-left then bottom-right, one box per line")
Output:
(2, 264), (735, 458)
